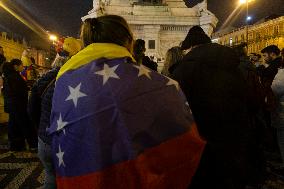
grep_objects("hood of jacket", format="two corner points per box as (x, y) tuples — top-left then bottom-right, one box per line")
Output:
(183, 43), (240, 70)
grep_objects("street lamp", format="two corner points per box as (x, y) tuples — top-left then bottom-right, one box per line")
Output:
(247, 16), (252, 21)
(239, 0), (255, 43)
(49, 34), (58, 43)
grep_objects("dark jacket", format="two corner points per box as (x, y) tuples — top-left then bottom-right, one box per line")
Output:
(142, 56), (158, 71)
(173, 43), (255, 187)
(257, 57), (281, 88)
(3, 65), (28, 113)
(28, 68), (59, 144)
(239, 56), (265, 113)
(173, 43), (250, 143)
(168, 63), (179, 78)
(257, 57), (282, 111)
(0, 54), (6, 74)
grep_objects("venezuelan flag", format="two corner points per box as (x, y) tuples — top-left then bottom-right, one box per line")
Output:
(49, 43), (205, 189)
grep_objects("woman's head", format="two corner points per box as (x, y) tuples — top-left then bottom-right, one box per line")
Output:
(162, 46), (183, 76)
(133, 39), (146, 63)
(10, 59), (24, 72)
(22, 49), (31, 57)
(3, 59), (23, 77)
(233, 43), (248, 58)
(80, 15), (133, 53)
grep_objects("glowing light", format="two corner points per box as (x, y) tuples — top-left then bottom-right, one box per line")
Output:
(247, 16), (252, 21)
(49, 35), (58, 42)
(239, 0), (254, 4)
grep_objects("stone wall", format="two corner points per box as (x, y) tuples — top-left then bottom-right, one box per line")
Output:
(0, 32), (26, 61)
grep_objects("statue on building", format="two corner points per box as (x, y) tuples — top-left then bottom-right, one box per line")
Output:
(195, 0), (214, 16)
(88, 0), (105, 17)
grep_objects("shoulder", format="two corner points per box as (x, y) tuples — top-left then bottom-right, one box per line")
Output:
(34, 69), (58, 91)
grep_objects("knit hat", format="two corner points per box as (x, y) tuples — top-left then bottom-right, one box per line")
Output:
(63, 37), (82, 56)
(181, 26), (211, 50)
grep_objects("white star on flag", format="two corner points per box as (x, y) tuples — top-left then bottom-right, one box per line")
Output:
(57, 114), (68, 132)
(166, 78), (179, 90)
(134, 65), (152, 79)
(65, 83), (87, 107)
(95, 64), (120, 85)
(56, 145), (65, 167)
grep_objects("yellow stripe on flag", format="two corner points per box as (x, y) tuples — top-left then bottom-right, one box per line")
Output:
(57, 43), (135, 80)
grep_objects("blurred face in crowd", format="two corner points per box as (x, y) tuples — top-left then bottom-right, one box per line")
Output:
(14, 63), (24, 72)
(262, 52), (277, 63)
(250, 54), (260, 63)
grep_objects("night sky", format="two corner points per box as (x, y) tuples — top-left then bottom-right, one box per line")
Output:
(0, 0), (283, 48)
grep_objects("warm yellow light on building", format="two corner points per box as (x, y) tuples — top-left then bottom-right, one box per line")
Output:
(213, 16), (284, 54)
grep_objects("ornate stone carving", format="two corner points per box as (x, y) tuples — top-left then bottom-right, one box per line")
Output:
(88, 0), (105, 17)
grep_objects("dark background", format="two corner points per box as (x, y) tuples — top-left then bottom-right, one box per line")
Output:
(0, 0), (283, 48)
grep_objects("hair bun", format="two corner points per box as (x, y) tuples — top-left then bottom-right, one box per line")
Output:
(91, 18), (100, 29)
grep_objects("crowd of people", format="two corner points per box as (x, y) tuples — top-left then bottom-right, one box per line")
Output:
(0, 15), (284, 189)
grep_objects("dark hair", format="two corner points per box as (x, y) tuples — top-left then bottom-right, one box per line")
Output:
(10, 59), (22, 66)
(3, 59), (22, 76)
(133, 39), (146, 62)
(133, 39), (146, 54)
(233, 43), (247, 57)
(80, 15), (133, 48)
(181, 26), (211, 50)
(261, 45), (280, 56)
(250, 53), (261, 59)
(2, 62), (15, 77)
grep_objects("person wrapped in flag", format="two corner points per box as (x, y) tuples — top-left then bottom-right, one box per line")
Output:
(49, 15), (205, 189)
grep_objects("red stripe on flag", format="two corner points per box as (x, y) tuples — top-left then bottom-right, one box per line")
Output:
(57, 123), (206, 189)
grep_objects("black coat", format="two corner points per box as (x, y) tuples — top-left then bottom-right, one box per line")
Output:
(0, 54), (6, 74)
(28, 68), (59, 144)
(3, 70), (28, 113)
(142, 56), (158, 71)
(257, 57), (282, 88)
(0, 54), (6, 65)
(257, 57), (282, 111)
(239, 56), (265, 113)
(173, 43), (255, 187)
(173, 43), (250, 143)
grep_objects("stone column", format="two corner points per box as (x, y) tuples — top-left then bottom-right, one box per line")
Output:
(143, 25), (161, 58)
